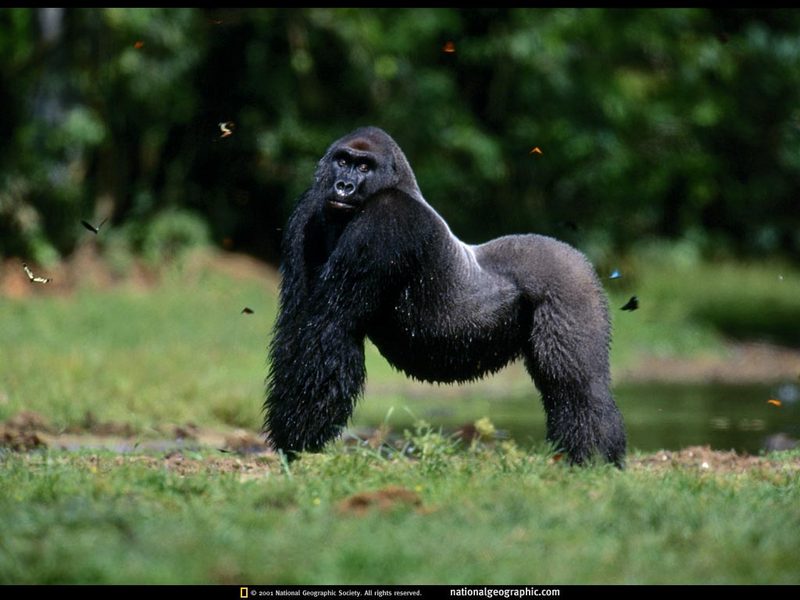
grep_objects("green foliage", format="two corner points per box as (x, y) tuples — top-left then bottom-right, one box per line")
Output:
(400, 420), (461, 473)
(2, 9), (800, 262)
(139, 209), (210, 266)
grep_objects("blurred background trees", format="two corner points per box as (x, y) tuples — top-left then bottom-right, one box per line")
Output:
(2, 8), (799, 267)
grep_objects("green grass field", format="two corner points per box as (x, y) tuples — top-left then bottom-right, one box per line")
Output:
(1, 249), (799, 583)
(1, 442), (799, 584)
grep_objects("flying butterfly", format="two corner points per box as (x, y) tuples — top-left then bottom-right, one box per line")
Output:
(81, 217), (108, 234)
(529, 147), (543, 155)
(133, 40), (144, 49)
(218, 121), (235, 138)
(767, 399), (782, 407)
(241, 307), (255, 315)
(609, 269), (622, 280)
(442, 41), (456, 53)
(620, 296), (639, 311)
(23, 263), (52, 284)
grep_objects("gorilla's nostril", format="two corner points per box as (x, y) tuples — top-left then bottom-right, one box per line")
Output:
(335, 180), (356, 197)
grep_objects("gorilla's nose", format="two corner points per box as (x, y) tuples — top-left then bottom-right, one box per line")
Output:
(335, 180), (356, 197)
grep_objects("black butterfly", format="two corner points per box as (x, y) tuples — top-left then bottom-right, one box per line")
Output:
(81, 217), (108, 234)
(23, 263), (52, 284)
(620, 296), (639, 311)
(241, 307), (254, 315)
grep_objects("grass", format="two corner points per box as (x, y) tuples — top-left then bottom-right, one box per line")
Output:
(1, 437), (799, 584)
(1, 248), (799, 583)
(0, 256), (275, 432)
(605, 246), (800, 364)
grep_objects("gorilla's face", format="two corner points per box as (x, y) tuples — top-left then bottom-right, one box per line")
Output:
(326, 146), (377, 212)
(319, 129), (404, 214)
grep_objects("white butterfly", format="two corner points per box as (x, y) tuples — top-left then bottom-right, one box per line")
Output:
(23, 263), (52, 284)
(218, 121), (234, 138)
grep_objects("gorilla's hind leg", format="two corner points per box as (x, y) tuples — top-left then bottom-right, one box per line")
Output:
(524, 295), (626, 467)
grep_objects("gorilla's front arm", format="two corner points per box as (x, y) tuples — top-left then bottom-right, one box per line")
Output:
(265, 191), (422, 454)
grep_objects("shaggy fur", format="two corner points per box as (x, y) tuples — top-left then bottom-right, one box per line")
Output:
(265, 127), (626, 466)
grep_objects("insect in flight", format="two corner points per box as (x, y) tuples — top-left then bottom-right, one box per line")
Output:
(609, 269), (622, 280)
(81, 217), (108, 234)
(23, 263), (52, 284)
(529, 147), (543, 155)
(241, 307), (255, 315)
(218, 122), (235, 138)
(620, 296), (639, 311)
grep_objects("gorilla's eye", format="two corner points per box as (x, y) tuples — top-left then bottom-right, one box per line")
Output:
(357, 163), (370, 173)
(337, 158), (348, 168)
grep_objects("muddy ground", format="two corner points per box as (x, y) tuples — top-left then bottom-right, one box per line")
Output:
(2, 409), (799, 476)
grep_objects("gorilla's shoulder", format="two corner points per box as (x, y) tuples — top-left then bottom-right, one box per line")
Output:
(357, 189), (440, 232)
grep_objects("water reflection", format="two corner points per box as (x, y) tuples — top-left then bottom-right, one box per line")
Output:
(615, 382), (799, 453)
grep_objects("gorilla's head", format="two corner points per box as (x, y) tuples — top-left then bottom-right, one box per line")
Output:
(315, 127), (423, 213)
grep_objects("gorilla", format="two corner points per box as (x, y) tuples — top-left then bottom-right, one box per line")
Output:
(265, 126), (626, 467)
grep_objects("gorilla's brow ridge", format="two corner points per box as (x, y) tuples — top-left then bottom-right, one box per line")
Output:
(347, 139), (372, 151)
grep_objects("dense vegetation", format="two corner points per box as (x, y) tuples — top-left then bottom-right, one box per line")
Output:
(2, 8), (800, 266)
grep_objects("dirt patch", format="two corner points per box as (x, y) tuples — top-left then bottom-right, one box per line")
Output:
(0, 245), (158, 298)
(222, 428), (271, 454)
(630, 445), (800, 474)
(61, 452), (278, 478)
(3, 412), (798, 477)
(0, 429), (46, 451)
(65, 411), (137, 437)
(0, 411), (272, 456)
(337, 486), (422, 515)
(3, 410), (54, 433)
(0, 248), (277, 299)
(616, 342), (800, 384)
(153, 450), (276, 476)
(196, 252), (279, 289)
(173, 422), (200, 441)
(0, 410), (53, 451)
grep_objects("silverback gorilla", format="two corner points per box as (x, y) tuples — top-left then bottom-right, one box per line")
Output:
(265, 127), (626, 467)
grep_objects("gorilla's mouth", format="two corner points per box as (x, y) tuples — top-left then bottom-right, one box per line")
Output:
(327, 198), (358, 211)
